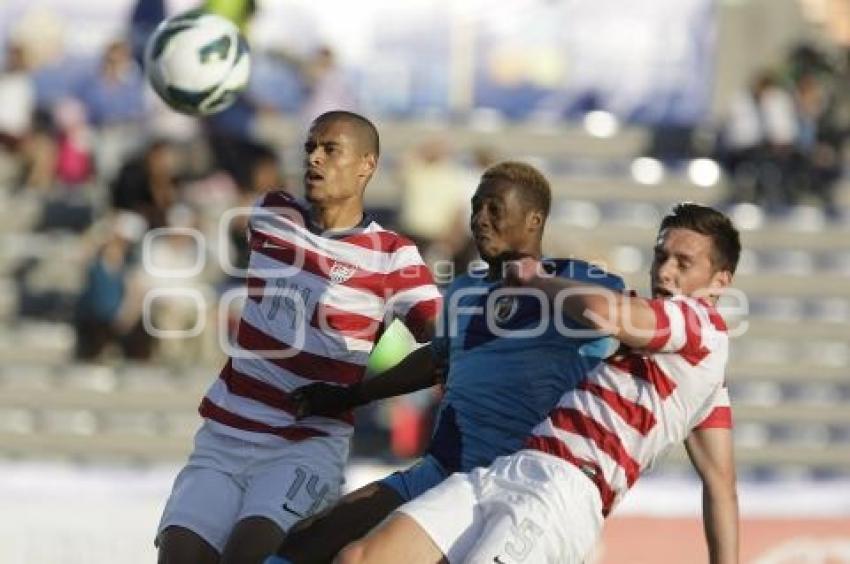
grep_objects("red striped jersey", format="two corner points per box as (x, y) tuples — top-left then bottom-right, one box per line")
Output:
(526, 295), (731, 516)
(201, 191), (441, 445)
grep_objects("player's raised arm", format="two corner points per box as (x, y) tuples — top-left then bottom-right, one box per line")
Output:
(508, 213), (736, 352)
(506, 257), (661, 349)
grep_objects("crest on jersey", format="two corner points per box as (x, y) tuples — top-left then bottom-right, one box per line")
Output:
(493, 295), (519, 324)
(329, 261), (356, 284)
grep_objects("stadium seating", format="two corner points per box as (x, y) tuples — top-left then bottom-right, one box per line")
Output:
(1, 118), (848, 479)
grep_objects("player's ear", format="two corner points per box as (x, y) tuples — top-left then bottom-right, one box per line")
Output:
(360, 153), (377, 178)
(526, 210), (544, 232)
(709, 269), (732, 293)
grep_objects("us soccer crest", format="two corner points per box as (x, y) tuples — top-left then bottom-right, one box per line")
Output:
(493, 295), (519, 324)
(329, 261), (356, 283)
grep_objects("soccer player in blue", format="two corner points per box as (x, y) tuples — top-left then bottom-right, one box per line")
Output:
(264, 161), (624, 564)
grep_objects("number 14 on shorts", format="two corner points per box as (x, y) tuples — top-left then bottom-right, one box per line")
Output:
(281, 466), (329, 519)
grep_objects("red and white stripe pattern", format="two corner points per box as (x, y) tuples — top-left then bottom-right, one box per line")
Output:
(201, 191), (441, 444)
(526, 296), (731, 516)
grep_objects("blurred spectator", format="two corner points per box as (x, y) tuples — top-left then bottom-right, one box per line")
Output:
(225, 142), (282, 281)
(398, 138), (486, 275)
(719, 70), (799, 211)
(74, 211), (152, 360)
(9, 6), (65, 73)
(0, 41), (58, 191)
(144, 205), (203, 278)
(111, 139), (178, 229)
(129, 0), (166, 65)
(299, 46), (358, 123)
(0, 42), (35, 152)
(52, 98), (94, 188)
(786, 43), (835, 82)
(270, 45), (357, 123)
(18, 113), (58, 192)
(78, 40), (149, 183)
(246, 142), (284, 193)
(204, 97), (265, 187)
(204, 82), (272, 195)
(790, 71), (845, 217)
(16, 8), (81, 115)
(77, 40), (147, 128)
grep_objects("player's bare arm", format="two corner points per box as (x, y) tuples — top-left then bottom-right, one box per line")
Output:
(685, 427), (740, 564)
(506, 256), (660, 349)
(271, 480), (409, 563)
(294, 342), (441, 418)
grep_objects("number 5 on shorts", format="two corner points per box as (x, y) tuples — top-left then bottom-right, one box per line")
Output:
(504, 517), (544, 561)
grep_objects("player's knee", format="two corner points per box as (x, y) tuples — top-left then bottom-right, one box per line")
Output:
(157, 526), (219, 564)
(221, 517), (285, 564)
(335, 540), (369, 564)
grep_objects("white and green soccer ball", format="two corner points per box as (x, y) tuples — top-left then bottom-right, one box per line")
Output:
(144, 10), (251, 116)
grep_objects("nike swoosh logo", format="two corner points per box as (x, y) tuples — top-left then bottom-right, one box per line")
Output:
(281, 503), (304, 518)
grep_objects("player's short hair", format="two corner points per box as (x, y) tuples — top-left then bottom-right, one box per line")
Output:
(311, 110), (380, 158)
(481, 161), (551, 219)
(660, 203), (741, 274)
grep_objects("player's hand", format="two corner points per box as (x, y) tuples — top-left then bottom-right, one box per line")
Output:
(504, 256), (543, 286)
(292, 382), (364, 419)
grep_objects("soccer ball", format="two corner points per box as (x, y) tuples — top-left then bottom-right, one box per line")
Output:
(367, 320), (415, 375)
(144, 10), (251, 116)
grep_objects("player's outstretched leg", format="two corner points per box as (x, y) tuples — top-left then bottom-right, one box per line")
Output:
(336, 470), (483, 564)
(157, 525), (219, 564)
(277, 481), (404, 562)
(156, 461), (243, 563)
(336, 513), (448, 564)
(221, 516), (285, 564)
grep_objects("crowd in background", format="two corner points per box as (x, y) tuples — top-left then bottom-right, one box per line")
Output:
(0, 1), (848, 460)
(718, 44), (850, 217)
(0, 0), (352, 358)
(0, 0), (485, 459)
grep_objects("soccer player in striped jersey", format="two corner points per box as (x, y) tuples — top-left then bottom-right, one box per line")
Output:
(265, 162), (624, 564)
(340, 203), (741, 564)
(156, 111), (441, 564)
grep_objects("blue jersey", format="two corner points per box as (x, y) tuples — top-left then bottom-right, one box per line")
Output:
(427, 259), (624, 473)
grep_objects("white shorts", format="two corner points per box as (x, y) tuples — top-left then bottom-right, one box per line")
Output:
(398, 450), (603, 564)
(156, 422), (348, 553)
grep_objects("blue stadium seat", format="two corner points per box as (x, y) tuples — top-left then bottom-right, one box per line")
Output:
(806, 298), (850, 322)
(551, 200), (601, 228)
(598, 201), (660, 227)
(749, 297), (806, 321)
(757, 249), (814, 276)
(728, 381), (783, 406)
